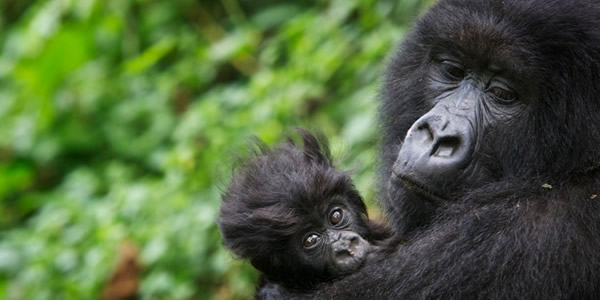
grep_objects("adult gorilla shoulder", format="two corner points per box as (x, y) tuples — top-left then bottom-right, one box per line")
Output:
(283, 0), (600, 298)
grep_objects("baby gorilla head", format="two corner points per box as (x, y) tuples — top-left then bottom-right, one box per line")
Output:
(218, 131), (378, 289)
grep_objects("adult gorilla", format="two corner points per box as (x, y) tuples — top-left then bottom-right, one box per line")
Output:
(275, 0), (600, 298)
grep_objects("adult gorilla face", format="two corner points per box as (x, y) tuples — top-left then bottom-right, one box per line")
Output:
(391, 52), (522, 201)
(380, 0), (600, 234)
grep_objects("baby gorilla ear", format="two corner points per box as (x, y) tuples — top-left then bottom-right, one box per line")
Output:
(295, 128), (334, 167)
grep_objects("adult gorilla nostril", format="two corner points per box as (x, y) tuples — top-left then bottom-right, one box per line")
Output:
(417, 123), (435, 141)
(432, 137), (461, 157)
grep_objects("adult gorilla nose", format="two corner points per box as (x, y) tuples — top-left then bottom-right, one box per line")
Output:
(417, 119), (465, 159)
(392, 112), (474, 198)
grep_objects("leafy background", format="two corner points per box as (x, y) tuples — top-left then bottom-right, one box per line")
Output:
(0, 0), (431, 298)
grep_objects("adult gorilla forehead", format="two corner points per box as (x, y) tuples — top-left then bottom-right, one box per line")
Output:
(416, 0), (600, 77)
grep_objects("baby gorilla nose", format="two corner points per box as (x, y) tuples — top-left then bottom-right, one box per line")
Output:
(328, 231), (371, 275)
(332, 233), (360, 256)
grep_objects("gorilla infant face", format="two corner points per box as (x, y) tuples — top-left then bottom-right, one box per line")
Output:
(292, 197), (371, 276)
(218, 131), (385, 288)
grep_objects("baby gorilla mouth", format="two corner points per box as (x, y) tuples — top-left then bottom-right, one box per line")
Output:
(329, 231), (371, 275)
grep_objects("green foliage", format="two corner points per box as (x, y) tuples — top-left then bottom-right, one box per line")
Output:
(0, 0), (431, 298)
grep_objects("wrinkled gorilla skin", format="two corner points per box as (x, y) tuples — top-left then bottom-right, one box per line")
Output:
(275, 0), (600, 298)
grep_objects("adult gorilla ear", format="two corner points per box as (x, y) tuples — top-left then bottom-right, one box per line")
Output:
(295, 128), (334, 167)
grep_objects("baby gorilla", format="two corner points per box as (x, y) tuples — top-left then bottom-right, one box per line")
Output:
(218, 131), (392, 295)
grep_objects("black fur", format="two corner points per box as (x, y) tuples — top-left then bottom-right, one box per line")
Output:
(218, 131), (392, 294)
(270, 0), (600, 298)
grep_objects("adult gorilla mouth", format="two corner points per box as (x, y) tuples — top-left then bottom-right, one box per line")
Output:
(391, 172), (447, 204)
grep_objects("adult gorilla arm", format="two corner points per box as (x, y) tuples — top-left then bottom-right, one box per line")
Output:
(263, 0), (600, 298)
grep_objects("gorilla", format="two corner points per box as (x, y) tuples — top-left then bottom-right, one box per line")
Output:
(218, 131), (394, 296)
(264, 0), (600, 298)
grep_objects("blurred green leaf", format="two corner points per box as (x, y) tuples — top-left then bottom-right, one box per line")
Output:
(124, 37), (176, 74)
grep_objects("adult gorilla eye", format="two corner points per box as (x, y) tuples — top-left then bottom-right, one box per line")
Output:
(441, 61), (465, 80)
(329, 209), (343, 225)
(489, 86), (516, 104)
(303, 233), (321, 249)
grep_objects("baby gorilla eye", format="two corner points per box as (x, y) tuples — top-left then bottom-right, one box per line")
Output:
(329, 209), (343, 225)
(303, 233), (321, 249)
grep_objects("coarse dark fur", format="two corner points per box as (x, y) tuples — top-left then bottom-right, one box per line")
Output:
(218, 131), (393, 294)
(268, 0), (600, 298)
